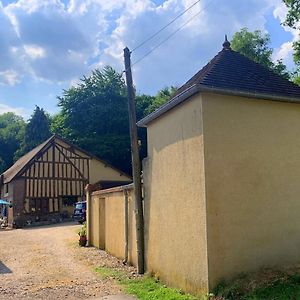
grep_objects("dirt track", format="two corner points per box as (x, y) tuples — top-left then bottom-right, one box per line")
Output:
(0, 222), (127, 299)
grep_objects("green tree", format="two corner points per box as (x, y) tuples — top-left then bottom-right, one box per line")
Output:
(283, 0), (300, 29)
(0, 112), (25, 173)
(15, 106), (51, 159)
(231, 28), (290, 79)
(283, 0), (300, 83)
(55, 66), (132, 174)
(50, 112), (71, 137)
(145, 87), (177, 114)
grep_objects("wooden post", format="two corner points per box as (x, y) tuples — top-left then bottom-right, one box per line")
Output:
(123, 47), (144, 274)
(124, 189), (129, 264)
(85, 184), (91, 246)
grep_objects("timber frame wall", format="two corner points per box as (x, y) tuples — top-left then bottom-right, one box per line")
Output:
(12, 138), (90, 225)
(21, 140), (89, 200)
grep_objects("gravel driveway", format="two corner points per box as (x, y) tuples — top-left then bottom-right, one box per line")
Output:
(0, 222), (128, 300)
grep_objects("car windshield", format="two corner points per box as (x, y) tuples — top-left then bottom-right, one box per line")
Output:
(75, 202), (86, 210)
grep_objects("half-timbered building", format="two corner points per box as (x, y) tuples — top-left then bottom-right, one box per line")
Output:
(0, 135), (131, 227)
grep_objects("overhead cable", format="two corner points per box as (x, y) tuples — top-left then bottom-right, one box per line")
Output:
(132, 0), (214, 67)
(131, 0), (201, 53)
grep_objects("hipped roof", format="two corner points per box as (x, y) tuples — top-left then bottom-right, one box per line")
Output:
(138, 39), (300, 127)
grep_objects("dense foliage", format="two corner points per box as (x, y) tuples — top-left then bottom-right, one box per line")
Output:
(52, 67), (132, 174)
(51, 67), (175, 174)
(283, 0), (300, 83)
(14, 106), (51, 161)
(0, 113), (25, 173)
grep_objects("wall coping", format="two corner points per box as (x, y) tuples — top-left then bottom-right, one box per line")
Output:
(91, 183), (134, 196)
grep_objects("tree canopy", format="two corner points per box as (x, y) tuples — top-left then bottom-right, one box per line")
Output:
(231, 28), (290, 79)
(51, 66), (177, 175)
(15, 106), (51, 160)
(0, 113), (25, 173)
(283, 0), (300, 83)
(53, 66), (132, 174)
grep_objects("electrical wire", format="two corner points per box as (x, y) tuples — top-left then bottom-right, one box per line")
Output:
(131, 0), (214, 68)
(131, 0), (201, 53)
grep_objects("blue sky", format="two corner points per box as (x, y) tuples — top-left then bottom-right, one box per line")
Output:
(0, 0), (297, 119)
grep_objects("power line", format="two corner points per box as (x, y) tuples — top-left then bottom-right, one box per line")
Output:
(131, 0), (214, 68)
(131, 0), (201, 53)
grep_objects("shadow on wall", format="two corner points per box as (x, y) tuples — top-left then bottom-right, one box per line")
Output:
(0, 261), (12, 274)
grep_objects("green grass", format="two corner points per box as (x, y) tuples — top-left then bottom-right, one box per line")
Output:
(214, 272), (300, 300)
(95, 266), (300, 300)
(94, 266), (208, 300)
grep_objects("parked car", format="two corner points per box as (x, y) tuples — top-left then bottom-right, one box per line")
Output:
(73, 201), (86, 224)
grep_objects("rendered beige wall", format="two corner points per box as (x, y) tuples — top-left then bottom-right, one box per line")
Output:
(144, 94), (209, 294)
(57, 137), (132, 184)
(88, 188), (137, 266)
(89, 159), (131, 184)
(202, 93), (300, 289)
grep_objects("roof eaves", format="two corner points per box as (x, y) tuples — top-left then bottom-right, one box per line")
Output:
(137, 84), (300, 127)
(199, 85), (300, 104)
(137, 84), (200, 127)
(3, 135), (55, 183)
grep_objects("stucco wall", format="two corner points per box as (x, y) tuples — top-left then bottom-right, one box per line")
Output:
(88, 188), (137, 266)
(202, 93), (300, 289)
(144, 94), (208, 294)
(56, 137), (132, 184)
(89, 159), (131, 184)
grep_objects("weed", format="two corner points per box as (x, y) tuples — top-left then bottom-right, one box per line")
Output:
(94, 266), (209, 300)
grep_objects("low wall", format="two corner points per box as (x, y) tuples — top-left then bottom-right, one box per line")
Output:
(87, 184), (137, 266)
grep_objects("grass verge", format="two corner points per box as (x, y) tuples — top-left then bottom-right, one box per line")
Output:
(214, 270), (300, 300)
(94, 266), (209, 300)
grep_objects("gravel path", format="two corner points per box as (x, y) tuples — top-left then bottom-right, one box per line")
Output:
(0, 222), (131, 300)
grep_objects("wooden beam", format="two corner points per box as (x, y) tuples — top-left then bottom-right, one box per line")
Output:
(55, 145), (87, 180)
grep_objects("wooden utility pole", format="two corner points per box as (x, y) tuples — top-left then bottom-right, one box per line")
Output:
(123, 47), (145, 274)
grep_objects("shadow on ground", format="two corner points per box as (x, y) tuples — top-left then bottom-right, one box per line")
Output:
(0, 261), (12, 274)
(21, 221), (79, 231)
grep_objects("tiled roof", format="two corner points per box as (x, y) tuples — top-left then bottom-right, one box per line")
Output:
(175, 47), (300, 98)
(2, 136), (54, 183)
(138, 39), (300, 127)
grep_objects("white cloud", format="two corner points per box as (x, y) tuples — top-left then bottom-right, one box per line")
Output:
(0, 0), (296, 94)
(273, 41), (294, 68)
(0, 69), (21, 86)
(24, 44), (46, 59)
(0, 103), (29, 117)
(98, 0), (283, 94)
